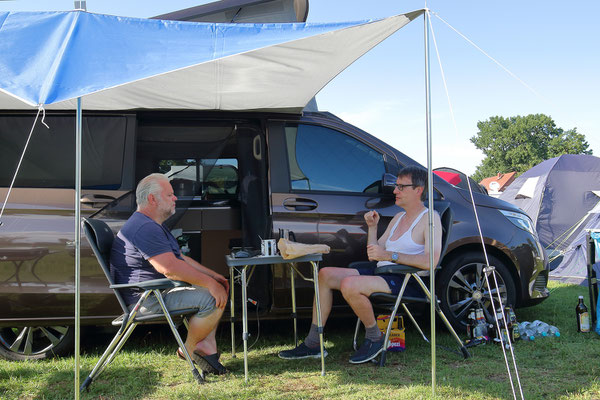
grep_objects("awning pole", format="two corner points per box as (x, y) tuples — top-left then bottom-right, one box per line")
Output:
(424, 9), (436, 398)
(74, 97), (82, 400)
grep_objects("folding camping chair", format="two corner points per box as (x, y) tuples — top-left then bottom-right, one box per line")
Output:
(80, 218), (204, 392)
(352, 202), (470, 366)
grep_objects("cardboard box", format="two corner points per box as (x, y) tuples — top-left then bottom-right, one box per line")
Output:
(377, 314), (405, 352)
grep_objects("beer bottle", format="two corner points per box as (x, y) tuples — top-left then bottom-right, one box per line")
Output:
(506, 306), (520, 341)
(576, 295), (590, 333)
(467, 308), (476, 339)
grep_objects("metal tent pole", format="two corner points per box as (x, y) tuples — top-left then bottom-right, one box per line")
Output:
(74, 97), (82, 400)
(424, 9), (436, 398)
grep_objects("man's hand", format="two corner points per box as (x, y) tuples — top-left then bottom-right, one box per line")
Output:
(367, 244), (389, 262)
(208, 280), (228, 309)
(212, 273), (230, 294)
(364, 210), (380, 227)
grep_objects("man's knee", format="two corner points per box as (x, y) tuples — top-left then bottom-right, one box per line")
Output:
(340, 276), (361, 298)
(319, 267), (336, 286)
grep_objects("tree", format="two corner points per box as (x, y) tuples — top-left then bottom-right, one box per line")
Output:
(470, 114), (591, 182)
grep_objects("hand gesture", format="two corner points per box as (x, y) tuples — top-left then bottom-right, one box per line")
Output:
(364, 210), (380, 227)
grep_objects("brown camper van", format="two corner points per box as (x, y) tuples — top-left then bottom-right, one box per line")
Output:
(0, 110), (549, 360)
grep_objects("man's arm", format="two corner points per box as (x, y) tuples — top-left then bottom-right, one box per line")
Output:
(182, 255), (229, 293)
(365, 211), (400, 246)
(148, 253), (227, 309)
(367, 211), (442, 271)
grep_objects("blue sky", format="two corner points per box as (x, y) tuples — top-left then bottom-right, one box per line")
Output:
(1, 0), (598, 176)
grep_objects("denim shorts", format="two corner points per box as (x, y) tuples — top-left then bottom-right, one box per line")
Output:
(128, 285), (217, 319)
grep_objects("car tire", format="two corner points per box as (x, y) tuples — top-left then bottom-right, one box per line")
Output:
(0, 325), (74, 361)
(437, 251), (517, 332)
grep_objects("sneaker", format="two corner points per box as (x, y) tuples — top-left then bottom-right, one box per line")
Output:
(278, 343), (328, 360)
(349, 338), (385, 364)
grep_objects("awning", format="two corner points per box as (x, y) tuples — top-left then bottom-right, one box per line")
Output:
(0, 10), (423, 111)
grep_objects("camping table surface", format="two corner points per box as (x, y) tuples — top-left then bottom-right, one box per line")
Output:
(225, 253), (324, 382)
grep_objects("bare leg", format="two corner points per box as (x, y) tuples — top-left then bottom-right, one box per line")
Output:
(184, 307), (224, 356)
(311, 267), (360, 327)
(340, 275), (390, 328)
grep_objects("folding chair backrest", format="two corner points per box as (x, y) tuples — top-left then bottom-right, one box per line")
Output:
(432, 201), (453, 267)
(82, 218), (129, 312)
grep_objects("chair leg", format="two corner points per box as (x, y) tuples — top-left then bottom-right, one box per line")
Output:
(411, 274), (471, 359)
(378, 274), (411, 367)
(80, 321), (137, 392)
(352, 318), (361, 351)
(401, 304), (429, 343)
(153, 290), (205, 384)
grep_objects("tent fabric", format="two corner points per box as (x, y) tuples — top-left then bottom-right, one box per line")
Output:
(499, 154), (600, 250)
(0, 10), (423, 111)
(548, 214), (600, 283)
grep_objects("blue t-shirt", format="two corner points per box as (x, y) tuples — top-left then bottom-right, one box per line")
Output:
(110, 212), (184, 305)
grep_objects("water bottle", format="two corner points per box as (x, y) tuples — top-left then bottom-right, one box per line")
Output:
(548, 325), (560, 337)
(534, 322), (549, 337)
(522, 328), (535, 341)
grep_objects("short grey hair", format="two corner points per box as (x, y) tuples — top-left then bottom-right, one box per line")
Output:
(136, 173), (169, 208)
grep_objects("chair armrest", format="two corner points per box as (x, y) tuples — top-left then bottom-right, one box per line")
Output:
(110, 279), (190, 290)
(374, 264), (426, 275)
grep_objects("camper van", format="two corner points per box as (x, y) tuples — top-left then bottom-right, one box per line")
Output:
(0, 109), (549, 360)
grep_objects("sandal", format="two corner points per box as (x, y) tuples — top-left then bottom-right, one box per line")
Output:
(192, 351), (228, 375)
(177, 348), (228, 375)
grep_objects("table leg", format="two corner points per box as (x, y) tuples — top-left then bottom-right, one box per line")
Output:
(230, 266), (236, 358)
(311, 261), (325, 376)
(290, 263), (298, 347)
(241, 265), (249, 382)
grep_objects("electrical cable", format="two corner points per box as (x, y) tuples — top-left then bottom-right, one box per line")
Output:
(428, 11), (524, 400)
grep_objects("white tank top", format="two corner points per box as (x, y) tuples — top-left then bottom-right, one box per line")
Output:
(377, 208), (428, 269)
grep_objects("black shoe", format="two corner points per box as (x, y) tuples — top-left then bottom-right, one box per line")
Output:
(349, 338), (385, 364)
(278, 343), (328, 360)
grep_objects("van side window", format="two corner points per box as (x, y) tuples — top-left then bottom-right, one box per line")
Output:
(158, 158), (238, 198)
(285, 124), (386, 193)
(0, 115), (127, 189)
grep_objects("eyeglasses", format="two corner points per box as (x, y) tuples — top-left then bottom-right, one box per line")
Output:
(394, 183), (418, 191)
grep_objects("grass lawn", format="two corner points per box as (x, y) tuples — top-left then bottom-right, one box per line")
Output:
(1, 280), (600, 399)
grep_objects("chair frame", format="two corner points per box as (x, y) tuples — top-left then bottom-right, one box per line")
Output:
(352, 202), (470, 366)
(80, 218), (204, 392)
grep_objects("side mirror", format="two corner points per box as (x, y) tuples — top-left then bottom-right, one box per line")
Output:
(382, 173), (397, 195)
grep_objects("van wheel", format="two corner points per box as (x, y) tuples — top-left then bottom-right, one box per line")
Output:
(437, 252), (516, 332)
(0, 326), (74, 361)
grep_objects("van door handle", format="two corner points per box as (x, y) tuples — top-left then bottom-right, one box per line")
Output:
(80, 194), (116, 207)
(283, 198), (318, 211)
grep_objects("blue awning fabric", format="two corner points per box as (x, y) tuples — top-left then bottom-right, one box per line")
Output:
(0, 10), (423, 111)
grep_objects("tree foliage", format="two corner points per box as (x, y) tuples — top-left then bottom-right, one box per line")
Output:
(470, 114), (591, 182)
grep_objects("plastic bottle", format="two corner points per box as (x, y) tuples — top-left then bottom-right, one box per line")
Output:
(547, 325), (560, 337)
(533, 322), (549, 337)
(576, 295), (590, 333)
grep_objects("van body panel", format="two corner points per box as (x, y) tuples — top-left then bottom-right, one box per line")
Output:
(0, 110), (549, 330)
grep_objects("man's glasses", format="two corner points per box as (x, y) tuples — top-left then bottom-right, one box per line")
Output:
(394, 183), (418, 191)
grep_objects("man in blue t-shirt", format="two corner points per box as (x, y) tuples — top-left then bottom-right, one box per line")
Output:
(110, 173), (229, 375)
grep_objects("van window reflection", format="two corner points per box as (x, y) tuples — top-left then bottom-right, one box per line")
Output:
(285, 124), (385, 193)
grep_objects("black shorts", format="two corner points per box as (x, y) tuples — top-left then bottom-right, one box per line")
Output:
(350, 261), (424, 297)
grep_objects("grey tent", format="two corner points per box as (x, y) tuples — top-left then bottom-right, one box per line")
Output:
(499, 154), (600, 281)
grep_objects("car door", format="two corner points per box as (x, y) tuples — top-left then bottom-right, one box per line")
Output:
(268, 120), (398, 310)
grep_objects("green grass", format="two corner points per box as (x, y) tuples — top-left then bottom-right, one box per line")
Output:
(1, 281), (599, 399)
